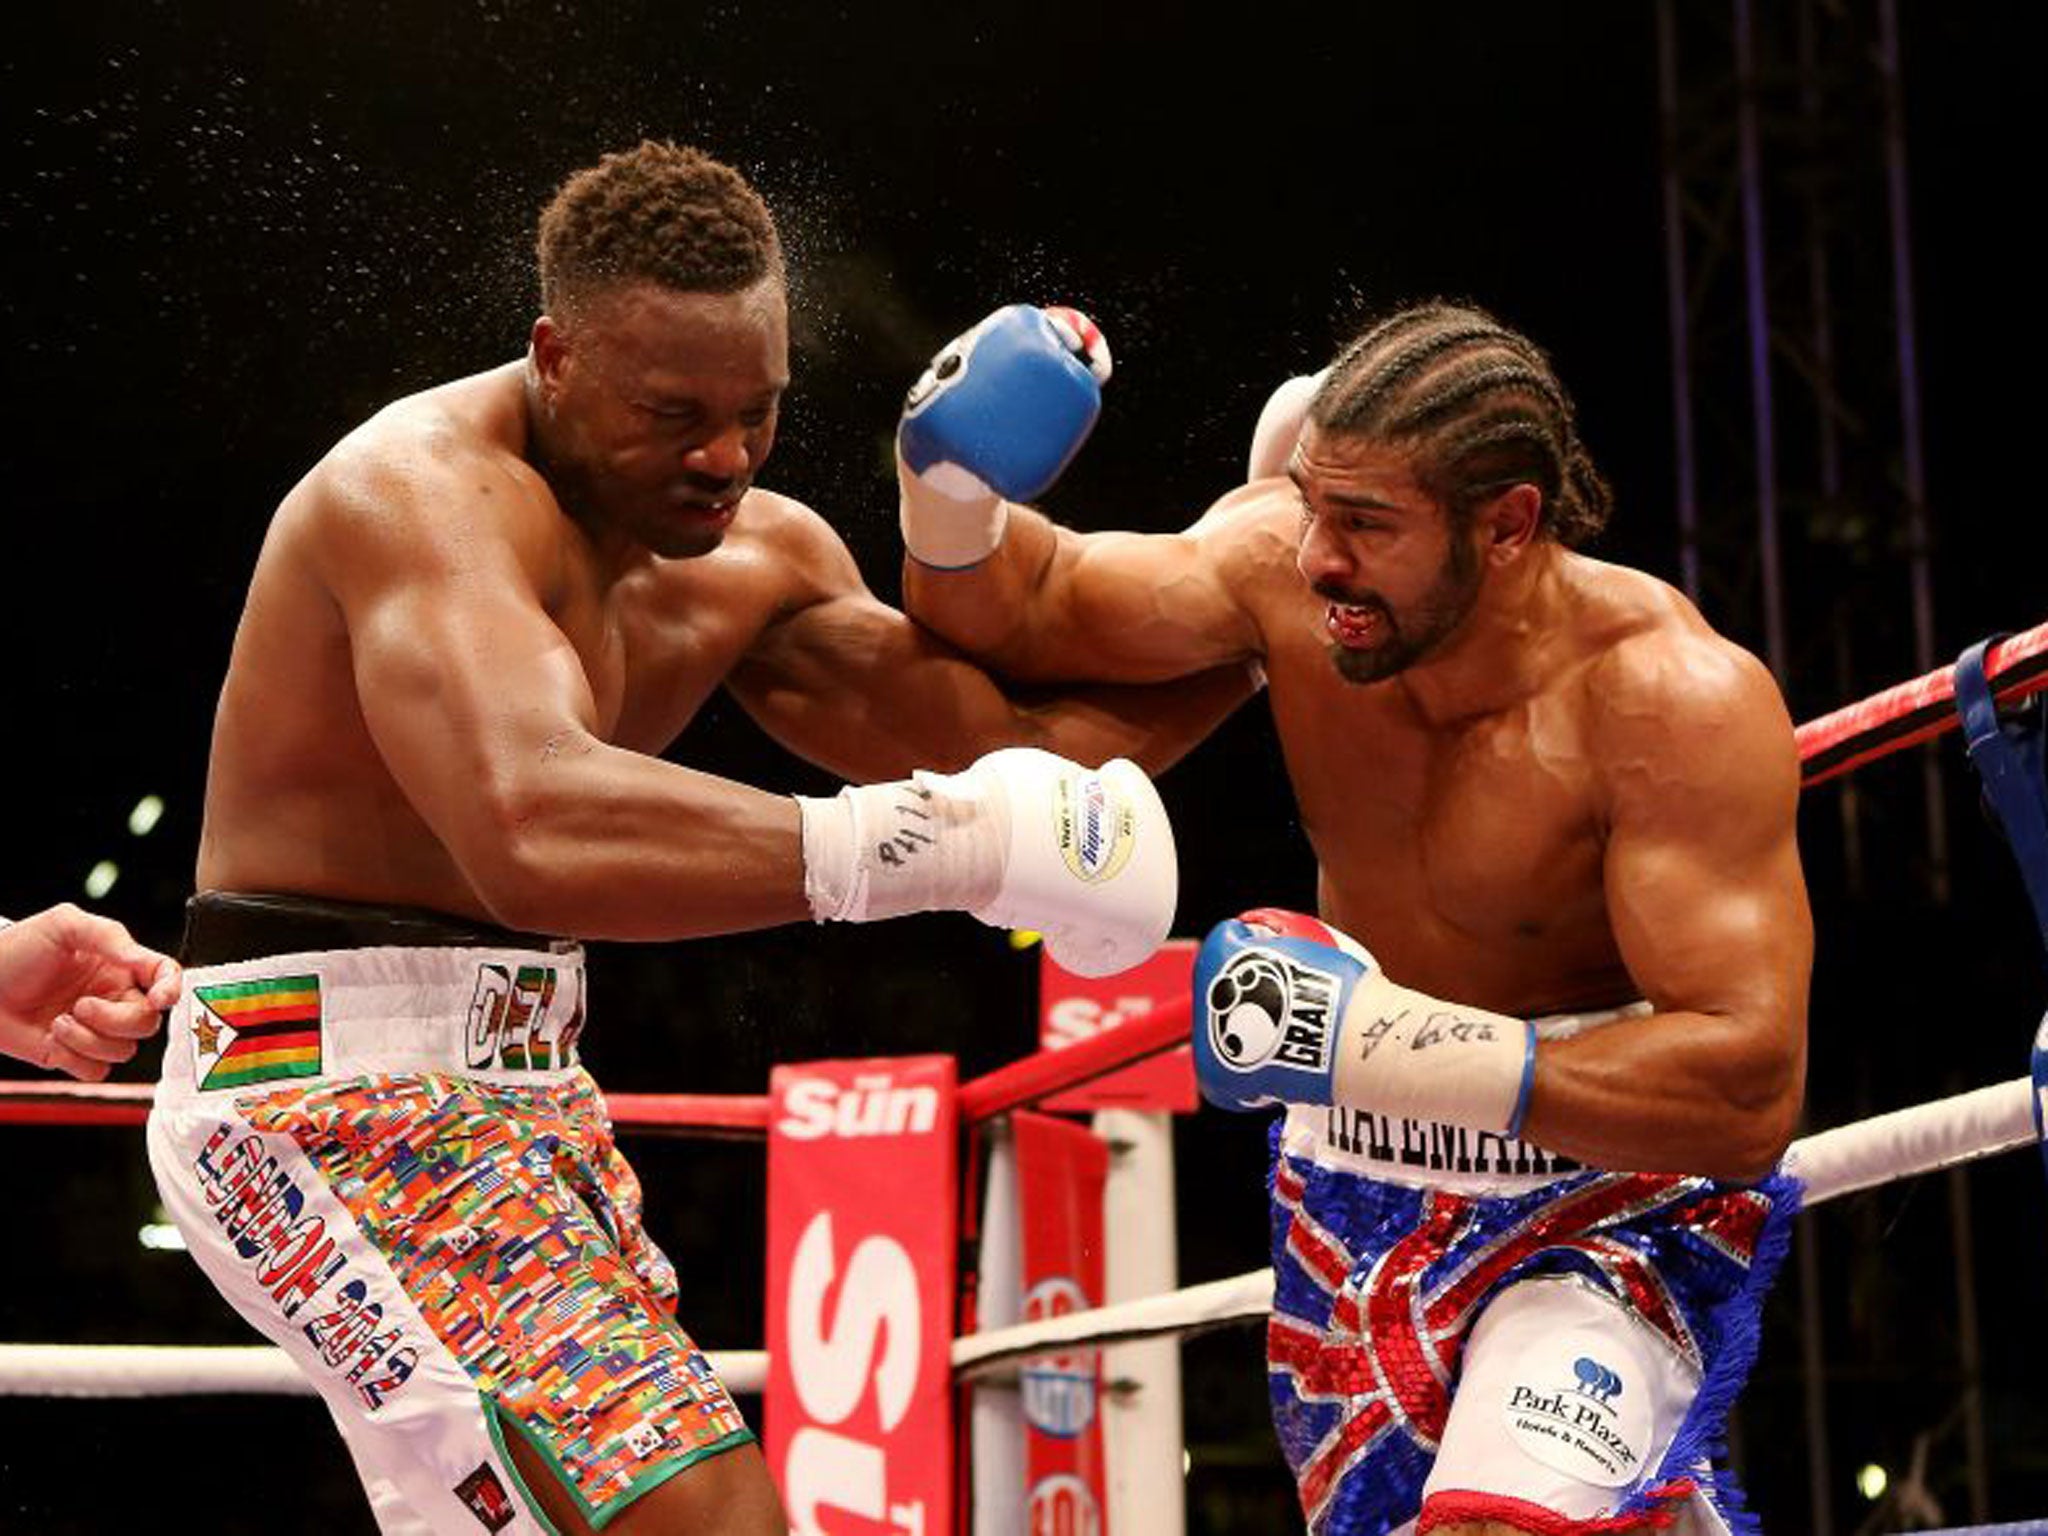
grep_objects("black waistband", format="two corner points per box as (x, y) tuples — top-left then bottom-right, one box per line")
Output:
(181, 892), (570, 967)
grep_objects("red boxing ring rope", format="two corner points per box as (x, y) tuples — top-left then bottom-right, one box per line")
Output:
(958, 991), (1190, 1124)
(0, 1006), (1202, 1133)
(596, 1092), (769, 1137)
(0, 1081), (776, 1136)
(0, 1082), (153, 1127)
(1796, 619), (2048, 786)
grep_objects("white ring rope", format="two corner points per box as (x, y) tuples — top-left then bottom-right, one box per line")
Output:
(0, 1345), (766, 1400)
(3, 1076), (2034, 1397)
(956, 1271), (1277, 1382)
(1782, 1074), (2038, 1206)
(0, 1345), (317, 1398)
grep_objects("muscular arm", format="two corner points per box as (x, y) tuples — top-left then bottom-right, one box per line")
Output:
(1520, 641), (1811, 1179)
(727, 503), (1259, 780)
(314, 456), (810, 942)
(900, 491), (1273, 684)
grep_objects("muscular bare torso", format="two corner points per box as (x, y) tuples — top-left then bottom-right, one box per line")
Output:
(1227, 497), (1721, 1018)
(197, 362), (807, 921)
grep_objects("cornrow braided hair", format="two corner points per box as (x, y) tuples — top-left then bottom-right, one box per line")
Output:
(537, 140), (783, 317)
(1311, 301), (1613, 547)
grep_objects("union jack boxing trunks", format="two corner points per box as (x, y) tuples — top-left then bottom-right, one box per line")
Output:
(1267, 1061), (1799, 1534)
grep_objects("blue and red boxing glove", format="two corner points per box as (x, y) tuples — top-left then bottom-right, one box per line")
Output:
(1191, 908), (1537, 1136)
(896, 304), (1111, 568)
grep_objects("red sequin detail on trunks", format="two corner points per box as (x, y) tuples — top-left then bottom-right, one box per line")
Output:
(1419, 1481), (1697, 1532)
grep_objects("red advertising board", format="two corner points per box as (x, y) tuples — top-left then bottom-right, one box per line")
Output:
(1015, 1111), (1110, 1536)
(1039, 940), (1198, 1114)
(766, 1057), (957, 1536)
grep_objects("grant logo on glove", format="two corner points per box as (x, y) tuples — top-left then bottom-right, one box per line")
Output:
(1202, 947), (1342, 1077)
(1191, 908), (1536, 1131)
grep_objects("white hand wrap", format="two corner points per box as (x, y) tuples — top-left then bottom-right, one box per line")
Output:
(1333, 970), (1536, 1137)
(797, 775), (1006, 923)
(896, 453), (1009, 571)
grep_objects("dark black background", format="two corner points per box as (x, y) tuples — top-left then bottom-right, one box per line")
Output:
(2, 3), (2043, 1530)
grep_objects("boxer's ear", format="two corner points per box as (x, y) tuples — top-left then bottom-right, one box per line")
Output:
(1477, 483), (1542, 565)
(529, 315), (569, 395)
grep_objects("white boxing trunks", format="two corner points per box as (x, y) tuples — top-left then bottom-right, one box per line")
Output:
(146, 894), (753, 1535)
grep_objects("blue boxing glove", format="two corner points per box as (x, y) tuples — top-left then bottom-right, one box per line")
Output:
(897, 304), (1111, 569)
(1192, 908), (1537, 1136)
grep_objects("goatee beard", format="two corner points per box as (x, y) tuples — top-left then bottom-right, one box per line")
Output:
(1328, 630), (1430, 684)
(1318, 538), (1481, 686)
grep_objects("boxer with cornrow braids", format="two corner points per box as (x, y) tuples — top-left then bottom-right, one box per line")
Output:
(1312, 300), (1613, 547)
(898, 296), (1808, 1534)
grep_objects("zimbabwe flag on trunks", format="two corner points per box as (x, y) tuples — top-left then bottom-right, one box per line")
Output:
(193, 974), (322, 1090)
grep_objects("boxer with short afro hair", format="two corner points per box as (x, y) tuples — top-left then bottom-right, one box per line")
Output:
(536, 139), (784, 317)
(168, 130), (1256, 1536)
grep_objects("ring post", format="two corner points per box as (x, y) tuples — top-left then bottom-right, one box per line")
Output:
(970, 1122), (1027, 1532)
(1037, 945), (1197, 1534)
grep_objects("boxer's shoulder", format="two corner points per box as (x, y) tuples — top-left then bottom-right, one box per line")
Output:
(722, 485), (835, 560)
(283, 368), (562, 580)
(1567, 563), (1795, 785)
(1586, 608), (1778, 723)
(624, 487), (867, 651)
(663, 486), (851, 597)
(324, 361), (531, 486)
(1184, 479), (1306, 595)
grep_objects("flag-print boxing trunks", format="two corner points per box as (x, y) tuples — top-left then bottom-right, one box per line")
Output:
(146, 894), (753, 1534)
(1266, 1006), (1801, 1536)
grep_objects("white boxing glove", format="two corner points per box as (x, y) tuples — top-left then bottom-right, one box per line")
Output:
(1246, 368), (1328, 482)
(796, 748), (1175, 978)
